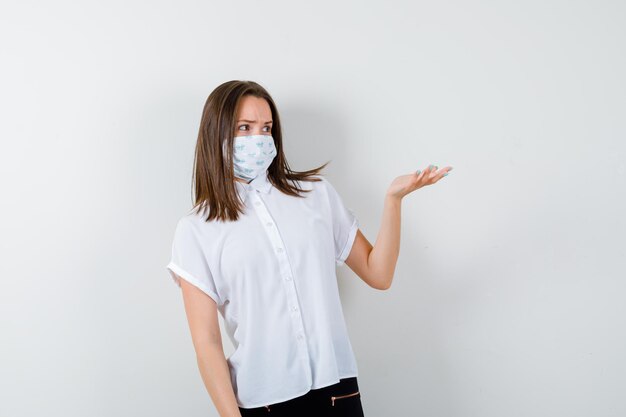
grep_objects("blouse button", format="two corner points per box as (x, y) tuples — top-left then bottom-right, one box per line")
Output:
(266, 222), (272, 227)
(254, 201), (261, 206)
(284, 275), (292, 281)
(297, 333), (304, 340)
(276, 247), (284, 253)
(291, 305), (298, 312)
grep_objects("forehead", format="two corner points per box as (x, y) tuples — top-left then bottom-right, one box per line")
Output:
(236, 95), (272, 119)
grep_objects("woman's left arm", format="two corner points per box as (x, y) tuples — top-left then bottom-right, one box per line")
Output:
(345, 164), (453, 290)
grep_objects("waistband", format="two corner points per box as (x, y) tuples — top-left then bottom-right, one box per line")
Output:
(244, 376), (360, 411)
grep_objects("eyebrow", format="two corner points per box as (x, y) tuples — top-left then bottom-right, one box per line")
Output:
(237, 119), (273, 124)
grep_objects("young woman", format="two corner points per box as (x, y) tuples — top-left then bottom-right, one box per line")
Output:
(166, 80), (452, 417)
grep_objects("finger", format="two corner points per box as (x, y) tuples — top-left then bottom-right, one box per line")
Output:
(418, 165), (434, 176)
(428, 165), (438, 179)
(424, 165), (441, 184)
(415, 165), (433, 183)
(439, 166), (453, 177)
(434, 167), (452, 182)
(415, 165), (437, 184)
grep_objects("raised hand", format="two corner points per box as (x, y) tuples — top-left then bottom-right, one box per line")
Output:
(386, 164), (453, 200)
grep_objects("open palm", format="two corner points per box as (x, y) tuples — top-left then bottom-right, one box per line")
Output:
(387, 164), (453, 199)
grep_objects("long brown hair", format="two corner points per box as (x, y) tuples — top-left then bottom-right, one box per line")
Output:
(191, 80), (329, 222)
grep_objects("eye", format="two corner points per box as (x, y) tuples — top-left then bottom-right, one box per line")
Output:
(238, 124), (249, 131)
(263, 126), (271, 132)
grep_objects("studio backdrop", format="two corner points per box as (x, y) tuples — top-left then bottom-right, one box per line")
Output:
(1, 1), (624, 416)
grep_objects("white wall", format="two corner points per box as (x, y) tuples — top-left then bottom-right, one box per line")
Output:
(1, 1), (624, 416)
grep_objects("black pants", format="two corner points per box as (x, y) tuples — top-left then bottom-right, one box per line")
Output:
(238, 376), (365, 416)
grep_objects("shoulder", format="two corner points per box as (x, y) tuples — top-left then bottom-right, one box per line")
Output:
(297, 175), (349, 212)
(287, 173), (326, 194)
(302, 174), (331, 192)
(305, 174), (343, 199)
(173, 210), (214, 239)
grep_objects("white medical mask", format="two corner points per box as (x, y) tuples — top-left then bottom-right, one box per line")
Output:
(230, 134), (277, 181)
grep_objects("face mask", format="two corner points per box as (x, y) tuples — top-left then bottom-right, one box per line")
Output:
(230, 134), (277, 181)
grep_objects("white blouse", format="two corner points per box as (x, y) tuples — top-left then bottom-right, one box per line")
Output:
(166, 169), (360, 408)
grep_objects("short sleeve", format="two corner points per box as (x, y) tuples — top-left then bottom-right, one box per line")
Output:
(322, 177), (360, 266)
(165, 217), (221, 305)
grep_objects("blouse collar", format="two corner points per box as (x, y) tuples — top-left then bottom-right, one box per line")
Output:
(234, 169), (272, 201)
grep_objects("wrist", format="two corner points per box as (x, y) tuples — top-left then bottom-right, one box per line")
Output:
(385, 193), (402, 204)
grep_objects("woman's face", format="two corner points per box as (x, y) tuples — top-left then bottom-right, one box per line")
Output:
(234, 95), (273, 137)
(232, 95), (274, 183)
